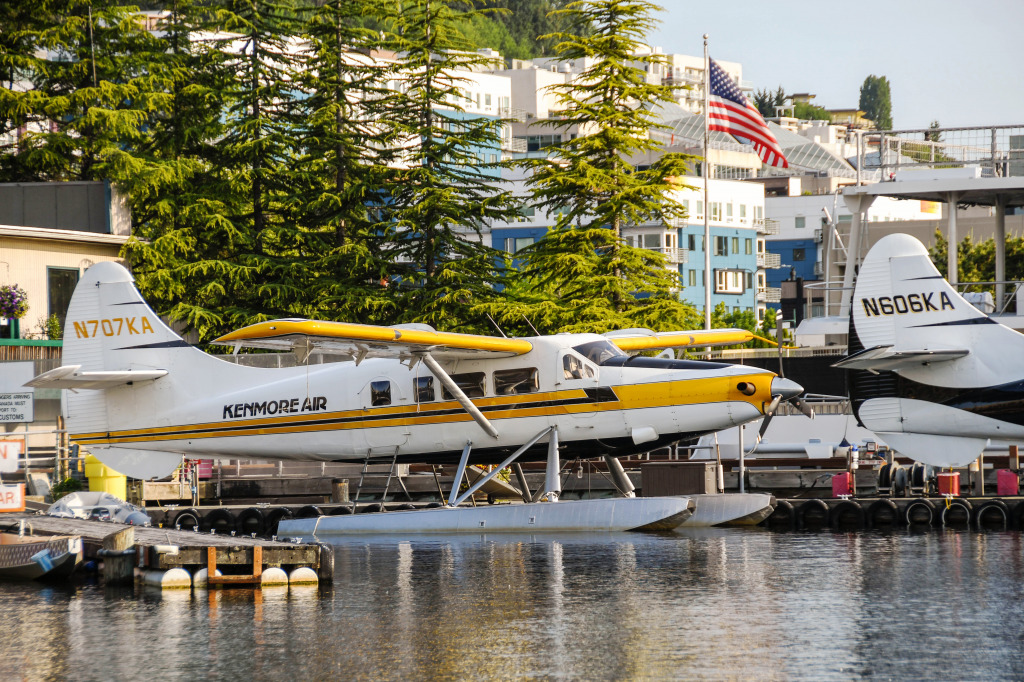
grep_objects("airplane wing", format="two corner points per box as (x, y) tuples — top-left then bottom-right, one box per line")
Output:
(605, 328), (753, 352)
(212, 319), (533, 361)
(25, 365), (168, 390)
(832, 344), (970, 372)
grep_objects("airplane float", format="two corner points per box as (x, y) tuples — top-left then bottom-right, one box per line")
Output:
(835, 233), (1024, 468)
(28, 261), (802, 534)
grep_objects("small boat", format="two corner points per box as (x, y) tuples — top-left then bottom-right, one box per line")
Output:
(0, 530), (83, 581)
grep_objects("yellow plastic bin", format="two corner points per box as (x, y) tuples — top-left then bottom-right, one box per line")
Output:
(84, 455), (127, 500)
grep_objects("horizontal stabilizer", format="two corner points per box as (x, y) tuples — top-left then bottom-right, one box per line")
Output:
(833, 345), (969, 372)
(875, 432), (988, 468)
(25, 365), (167, 390)
(606, 328), (753, 352)
(89, 447), (183, 480)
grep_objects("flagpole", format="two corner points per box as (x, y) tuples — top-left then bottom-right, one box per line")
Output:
(703, 34), (711, 331)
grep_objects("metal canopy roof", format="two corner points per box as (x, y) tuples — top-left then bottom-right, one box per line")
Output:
(844, 176), (1024, 208)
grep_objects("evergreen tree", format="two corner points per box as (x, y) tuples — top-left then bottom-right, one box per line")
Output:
(380, 0), (522, 332)
(859, 74), (892, 130)
(287, 0), (406, 324)
(502, 0), (699, 332)
(753, 86), (786, 120)
(0, 0), (162, 184)
(122, 0), (242, 338)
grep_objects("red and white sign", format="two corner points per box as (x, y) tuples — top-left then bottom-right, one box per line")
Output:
(0, 484), (25, 512)
(0, 439), (22, 473)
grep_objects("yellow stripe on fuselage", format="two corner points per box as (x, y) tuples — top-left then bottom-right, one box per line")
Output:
(71, 373), (773, 446)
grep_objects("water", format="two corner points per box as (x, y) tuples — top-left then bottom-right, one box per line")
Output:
(3, 529), (1024, 681)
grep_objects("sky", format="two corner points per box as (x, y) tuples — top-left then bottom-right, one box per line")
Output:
(646, 0), (1024, 130)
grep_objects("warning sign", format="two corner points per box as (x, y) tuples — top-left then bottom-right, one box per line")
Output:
(0, 392), (33, 423)
(0, 484), (25, 512)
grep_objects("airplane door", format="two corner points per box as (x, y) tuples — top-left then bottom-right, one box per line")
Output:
(358, 376), (410, 451)
(558, 351), (600, 422)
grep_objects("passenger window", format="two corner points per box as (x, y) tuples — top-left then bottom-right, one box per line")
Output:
(415, 376), (435, 402)
(563, 354), (595, 380)
(494, 368), (539, 395)
(442, 372), (486, 399)
(370, 380), (391, 406)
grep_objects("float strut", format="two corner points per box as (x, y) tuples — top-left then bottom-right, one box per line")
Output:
(452, 427), (554, 507)
(604, 455), (636, 498)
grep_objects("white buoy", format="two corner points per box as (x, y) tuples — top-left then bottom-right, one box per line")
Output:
(260, 567), (289, 586)
(288, 567), (318, 585)
(192, 567), (222, 588)
(141, 568), (192, 589)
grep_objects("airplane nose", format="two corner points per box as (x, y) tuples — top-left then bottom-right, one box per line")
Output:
(771, 377), (803, 400)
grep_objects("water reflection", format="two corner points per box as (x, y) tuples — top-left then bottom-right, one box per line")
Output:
(1, 529), (1023, 680)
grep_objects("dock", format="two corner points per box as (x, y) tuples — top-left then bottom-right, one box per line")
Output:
(5, 511), (332, 588)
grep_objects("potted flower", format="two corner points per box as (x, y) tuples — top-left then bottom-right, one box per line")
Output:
(0, 284), (28, 339)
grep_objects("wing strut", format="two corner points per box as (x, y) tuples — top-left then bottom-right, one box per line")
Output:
(418, 351), (499, 439)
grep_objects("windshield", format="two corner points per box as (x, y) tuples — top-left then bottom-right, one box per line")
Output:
(572, 339), (626, 365)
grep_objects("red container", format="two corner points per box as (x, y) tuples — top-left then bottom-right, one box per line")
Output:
(196, 459), (213, 480)
(997, 469), (1020, 496)
(937, 472), (960, 496)
(832, 472), (853, 497)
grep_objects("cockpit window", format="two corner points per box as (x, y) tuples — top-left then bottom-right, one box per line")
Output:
(563, 353), (595, 380)
(572, 339), (626, 365)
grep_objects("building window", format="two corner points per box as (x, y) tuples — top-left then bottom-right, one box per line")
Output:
(714, 269), (745, 294)
(793, 248), (806, 262)
(710, 202), (721, 220)
(696, 200), (704, 217)
(745, 271), (753, 289)
(415, 376), (434, 403)
(794, 216), (806, 229)
(505, 237), (534, 253)
(731, 237), (739, 253)
(494, 368), (539, 395)
(47, 267), (79, 331)
(714, 236), (728, 256)
(688, 234), (696, 251)
(744, 238), (752, 255)
(643, 233), (662, 248)
(754, 206), (763, 221)
(485, 94), (491, 107)
(442, 372), (486, 399)
(726, 203), (733, 219)
(688, 269), (697, 287)
(740, 205), (747, 219)
(370, 380), (391, 406)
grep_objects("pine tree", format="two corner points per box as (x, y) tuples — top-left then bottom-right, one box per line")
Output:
(0, 0), (162, 184)
(504, 0), (699, 332)
(380, 0), (522, 332)
(287, 0), (406, 324)
(122, 0), (243, 338)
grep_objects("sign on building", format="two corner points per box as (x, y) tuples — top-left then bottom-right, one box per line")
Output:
(0, 439), (22, 473)
(0, 484), (26, 512)
(0, 392), (33, 423)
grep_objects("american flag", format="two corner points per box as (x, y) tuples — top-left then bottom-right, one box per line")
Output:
(707, 58), (788, 168)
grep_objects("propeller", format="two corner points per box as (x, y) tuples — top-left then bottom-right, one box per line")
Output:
(755, 311), (814, 447)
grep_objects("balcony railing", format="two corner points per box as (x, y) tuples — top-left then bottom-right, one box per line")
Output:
(757, 286), (782, 303)
(814, 227), (824, 243)
(757, 252), (781, 268)
(503, 137), (528, 153)
(755, 218), (779, 235)
(813, 261), (824, 277)
(643, 246), (687, 264)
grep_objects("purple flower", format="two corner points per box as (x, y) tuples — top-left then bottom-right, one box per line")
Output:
(0, 284), (28, 319)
